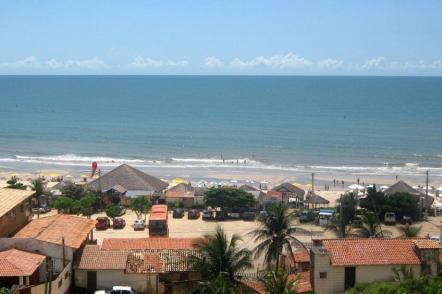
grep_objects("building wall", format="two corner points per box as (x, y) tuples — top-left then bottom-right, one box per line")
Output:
(31, 262), (72, 294)
(356, 264), (421, 284)
(0, 198), (32, 237)
(312, 251), (345, 294)
(75, 269), (161, 294)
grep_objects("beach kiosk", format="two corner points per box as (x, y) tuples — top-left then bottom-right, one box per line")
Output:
(318, 209), (335, 227)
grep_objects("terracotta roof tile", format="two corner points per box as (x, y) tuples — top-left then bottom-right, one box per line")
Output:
(101, 237), (199, 250)
(412, 239), (442, 249)
(292, 250), (310, 263)
(0, 188), (34, 219)
(75, 245), (129, 270)
(322, 239), (422, 266)
(14, 214), (95, 249)
(290, 271), (312, 293)
(0, 249), (45, 277)
(126, 252), (163, 273)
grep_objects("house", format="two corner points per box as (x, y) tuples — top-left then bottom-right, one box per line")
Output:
(87, 164), (168, 205)
(311, 238), (441, 294)
(0, 249), (46, 289)
(239, 184), (265, 202)
(304, 191), (330, 209)
(0, 188), (35, 237)
(288, 248), (311, 273)
(268, 183), (305, 207)
(74, 238), (202, 294)
(0, 214), (95, 293)
(164, 183), (195, 208)
(384, 180), (434, 207)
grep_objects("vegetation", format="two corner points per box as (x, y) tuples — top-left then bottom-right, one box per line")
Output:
(0, 288), (11, 294)
(6, 177), (27, 189)
(131, 196), (151, 219)
(326, 215), (353, 238)
(190, 225), (252, 284)
(30, 178), (45, 217)
(204, 187), (257, 212)
(105, 204), (122, 221)
(337, 193), (357, 226)
(360, 189), (422, 222)
(250, 202), (302, 270)
(53, 196), (77, 213)
(345, 266), (442, 294)
(77, 193), (98, 218)
(259, 266), (298, 294)
(398, 224), (422, 237)
(61, 182), (87, 200)
(352, 212), (391, 238)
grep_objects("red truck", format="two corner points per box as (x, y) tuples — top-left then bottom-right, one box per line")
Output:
(148, 205), (168, 236)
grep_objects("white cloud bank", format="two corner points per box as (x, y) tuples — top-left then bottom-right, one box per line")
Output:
(0, 56), (108, 70)
(129, 56), (189, 68)
(202, 53), (442, 73)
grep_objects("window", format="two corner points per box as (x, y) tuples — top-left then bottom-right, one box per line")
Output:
(319, 272), (327, 279)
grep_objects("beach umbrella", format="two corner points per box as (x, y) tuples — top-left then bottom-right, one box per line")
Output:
(230, 179), (238, 183)
(65, 175), (74, 178)
(50, 172), (61, 177)
(80, 175), (88, 178)
(365, 184), (375, 189)
(412, 186), (420, 190)
(160, 178), (169, 183)
(357, 191), (364, 196)
(437, 187), (442, 192)
(348, 184), (365, 190)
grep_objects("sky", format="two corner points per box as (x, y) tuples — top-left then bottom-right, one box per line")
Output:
(1, 1), (442, 75)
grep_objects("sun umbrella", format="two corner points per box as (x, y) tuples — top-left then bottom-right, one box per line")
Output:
(80, 175), (88, 178)
(65, 175), (74, 178)
(50, 172), (61, 177)
(437, 187), (442, 192)
(348, 184), (365, 190)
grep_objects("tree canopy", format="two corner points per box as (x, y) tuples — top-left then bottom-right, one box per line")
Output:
(204, 187), (257, 211)
(131, 196), (151, 219)
(6, 177), (27, 190)
(105, 204), (122, 220)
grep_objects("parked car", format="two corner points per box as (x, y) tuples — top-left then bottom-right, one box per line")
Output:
(258, 211), (268, 221)
(173, 208), (185, 218)
(242, 211), (256, 221)
(202, 210), (214, 221)
(38, 204), (52, 214)
(299, 210), (315, 223)
(95, 286), (136, 294)
(215, 210), (227, 221)
(401, 216), (412, 225)
(228, 212), (241, 220)
(113, 218), (126, 229)
(188, 209), (200, 219)
(133, 219), (145, 230)
(95, 217), (111, 230)
(384, 212), (396, 225)
(431, 235), (440, 243)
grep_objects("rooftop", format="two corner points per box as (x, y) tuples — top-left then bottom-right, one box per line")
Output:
(14, 214), (96, 249)
(88, 164), (167, 193)
(0, 249), (46, 277)
(0, 188), (35, 219)
(321, 239), (423, 266)
(74, 245), (128, 270)
(101, 237), (199, 250)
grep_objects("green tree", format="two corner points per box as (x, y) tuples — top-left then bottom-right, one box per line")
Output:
(338, 193), (357, 226)
(382, 193), (421, 221)
(61, 183), (85, 200)
(105, 204), (122, 221)
(30, 178), (45, 218)
(249, 202), (303, 270)
(259, 267), (299, 294)
(54, 196), (76, 213)
(6, 177), (27, 190)
(359, 186), (386, 214)
(0, 287), (11, 294)
(398, 224), (422, 237)
(190, 225), (252, 283)
(78, 193), (97, 218)
(352, 212), (391, 238)
(131, 196), (151, 219)
(204, 187), (257, 212)
(326, 215), (353, 238)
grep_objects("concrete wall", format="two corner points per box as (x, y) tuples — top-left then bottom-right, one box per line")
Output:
(356, 264), (421, 284)
(312, 250), (345, 294)
(75, 269), (161, 294)
(31, 262), (72, 294)
(0, 198), (32, 237)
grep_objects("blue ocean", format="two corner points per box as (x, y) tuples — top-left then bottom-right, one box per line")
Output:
(1, 76), (442, 182)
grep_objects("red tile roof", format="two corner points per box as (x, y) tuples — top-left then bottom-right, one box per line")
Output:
(292, 250), (310, 263)
(75, 245), (128, 270)
(322, 239), (422, 266)
(0, 249), (46, 277)
(412, 239), (442, 249)
(291, 271), (313, 293)
(266, 190), (283, 199)
(126, 252), (163, 273)
(14, 214), (96, 249)
(101, 237), (199, 250)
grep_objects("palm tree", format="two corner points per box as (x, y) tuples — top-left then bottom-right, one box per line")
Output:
(398, 224), (422, 237)
(259, 267), (299, 294)
(352, 212), (391, 238)
(249, 202), (303, 271)
(326, 215), (353, 238)
(30, 178), (45, 219)
(190, 225), (253, 283)
(195, 274), (254, 294)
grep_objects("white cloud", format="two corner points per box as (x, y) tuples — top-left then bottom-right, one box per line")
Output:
(430, 60), (442, 69)
(317, 58), (344, 69)
(230, 53), (313, 69)
(361, 56), (388, 70)
(0, 56), (107, 70)
(130, 56), (188, 68)
(203, 57), (224, 68)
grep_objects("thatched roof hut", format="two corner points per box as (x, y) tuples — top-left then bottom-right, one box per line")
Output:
(384, 180), (434, 205)
(304, 191), (330, 206)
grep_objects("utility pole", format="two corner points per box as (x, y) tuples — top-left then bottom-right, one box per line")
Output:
(425, 170), (429, 220)
(48, 257), (53, 294)
(311, 173), (315, 192)
(62, 237), (66, 268)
